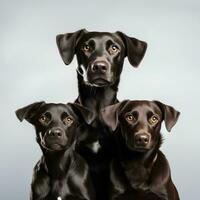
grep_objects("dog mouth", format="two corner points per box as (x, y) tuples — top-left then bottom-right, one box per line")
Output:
(38, 132), (66, 151)
(127, 144), (151, 152)
(133, 146), (150, 152)
(126, 140), (151, 152)
(90, 78), (111, 87)
(41, 141), (67, 151)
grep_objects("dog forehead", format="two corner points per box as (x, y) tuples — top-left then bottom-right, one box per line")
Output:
(123, 101), (162, 115)
(80, 32), (123, 45)
(39, 103), (73, 116)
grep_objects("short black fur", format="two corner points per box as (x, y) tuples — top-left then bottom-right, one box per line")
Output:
(16, 102), (96, 200)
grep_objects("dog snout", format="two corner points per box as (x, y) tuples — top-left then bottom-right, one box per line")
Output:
(134, 133), (150, 147)
(48, 128), (63, 138)
(91, 61), (109, 74)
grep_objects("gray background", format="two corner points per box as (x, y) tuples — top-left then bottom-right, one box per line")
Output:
(1, 0), (199, 199)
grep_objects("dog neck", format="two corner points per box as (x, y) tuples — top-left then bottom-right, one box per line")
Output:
(41, 148), (71, 178)
(76, 73), (119, 114)
(116, 134), (162, 189)
(120, 147), (158, 170)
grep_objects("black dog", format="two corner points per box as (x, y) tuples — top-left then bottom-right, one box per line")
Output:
(102, 100), (180, 200)
(56, 29), (147, 115)
(56, 30), (147, 200)
(16, 102), (95, 200)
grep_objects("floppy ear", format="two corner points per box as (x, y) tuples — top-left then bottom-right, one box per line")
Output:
(15, 101), (45, 123)
(67, 103), (94, 125)
(117, 32), (147, 67)
(101, 100), (129, 131)
(56, 29), (86, 65)
(154, 101), (180, 132)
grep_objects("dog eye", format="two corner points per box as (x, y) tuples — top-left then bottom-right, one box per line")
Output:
(39, 115), (49, 124)
(149, 115), (159, 125)
(82, 44), (91, 52)
(63, 116), (74, 126)
(108, 44), (119, 54)
(125, 114), (136, 122)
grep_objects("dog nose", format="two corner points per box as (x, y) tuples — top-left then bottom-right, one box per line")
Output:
(48, 128), (63, 138)
(134, 133), (150, 147)
(91, 61), (108, 73)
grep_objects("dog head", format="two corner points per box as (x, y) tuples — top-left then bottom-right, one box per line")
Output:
(101, 100), (180, 152)
(56, 29), (147, 87)
(16, 102), (94, 151)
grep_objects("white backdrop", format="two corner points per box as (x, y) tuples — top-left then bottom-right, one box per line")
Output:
(1, 0), (200, 199)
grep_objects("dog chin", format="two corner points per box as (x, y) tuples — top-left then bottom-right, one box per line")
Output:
(133, 147), (150, 152)
(41, 142), (66, 151)
(89, 78), (111, 87)
(127, 143), (151, 152)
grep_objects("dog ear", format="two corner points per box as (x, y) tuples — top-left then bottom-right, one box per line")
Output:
(101, 100), (129, 131)
(15, 101), (45, 123)
(117, 32), (147, 67)
(67, 103), (94, 125)
(154, 101), (180, 132)
(56, 29), (86, 65)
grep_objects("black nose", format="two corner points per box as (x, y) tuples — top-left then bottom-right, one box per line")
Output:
(91, 61), (108, 73)
(134, 133), (150, 147)
(48, 128), (63, 138)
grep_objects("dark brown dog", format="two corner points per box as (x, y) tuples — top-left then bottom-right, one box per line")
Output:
(16, 102), (95, 200)
(101, 100), (180, 200)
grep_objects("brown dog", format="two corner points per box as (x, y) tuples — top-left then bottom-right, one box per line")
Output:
(101, 100), (180, 200)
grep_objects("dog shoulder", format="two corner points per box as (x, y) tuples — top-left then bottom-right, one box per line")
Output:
(68, 151), (90, 177)
(66, 151), (95, 200)
(110, 159), (129, 198)
(31, 158), (50, 199)
(149, 151), (172, 194)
